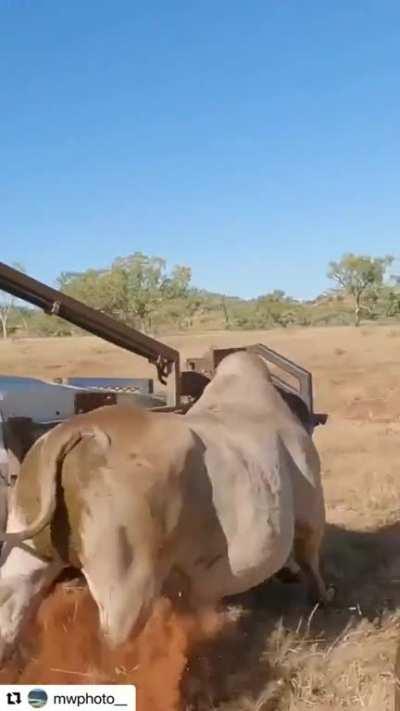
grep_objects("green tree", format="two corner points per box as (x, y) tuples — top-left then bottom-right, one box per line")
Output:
(162, 265), (191, 299)
(269, 289), (287, 302)
(327, 253), (393, 326)
(168, 293), (202, 330)
(0, 262), (26, 338)
(220, 297), (231, 329)
(59, 253), (192, 332)
(110, 254), (191, 331)
(58, 269), (108, 310)
(255, 292), (298, 328)
(380, 287), (400, 318)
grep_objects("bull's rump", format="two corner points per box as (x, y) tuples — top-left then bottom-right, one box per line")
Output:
(9, 405), (193, 566)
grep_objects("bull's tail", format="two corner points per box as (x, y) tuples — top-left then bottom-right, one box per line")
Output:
(0, 424), (109, 545)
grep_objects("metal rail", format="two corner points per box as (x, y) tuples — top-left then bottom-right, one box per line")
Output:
(248, 343), (313, 413)
(186, 345), (327, 431)
(0, 262), (181, 406)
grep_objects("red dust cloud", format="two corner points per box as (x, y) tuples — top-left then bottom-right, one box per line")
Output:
(0, 583), (224, 711)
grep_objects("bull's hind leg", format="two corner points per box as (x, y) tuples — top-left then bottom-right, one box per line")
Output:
(294, 526), (334, 606)
(81, 525), (163, 649)
(0, 542), (63, 663)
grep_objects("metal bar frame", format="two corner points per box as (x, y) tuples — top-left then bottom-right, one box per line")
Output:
(0, 262), (181, 407)
(247, 343), (314, 414)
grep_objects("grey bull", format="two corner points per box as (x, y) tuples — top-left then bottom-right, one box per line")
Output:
(0, 351), (331, 662)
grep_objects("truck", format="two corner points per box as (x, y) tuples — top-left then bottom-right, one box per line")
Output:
(0, 261), (327, 488)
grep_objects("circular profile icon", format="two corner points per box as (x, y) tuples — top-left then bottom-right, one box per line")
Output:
(28, 688), (48, 708)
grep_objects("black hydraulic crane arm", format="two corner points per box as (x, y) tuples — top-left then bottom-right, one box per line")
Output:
(0, 262), (180, 390)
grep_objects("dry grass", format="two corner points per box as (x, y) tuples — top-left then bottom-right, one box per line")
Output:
(1, 324), (400, 709)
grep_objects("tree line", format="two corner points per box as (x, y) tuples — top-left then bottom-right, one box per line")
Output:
(1, 252), (400, 339)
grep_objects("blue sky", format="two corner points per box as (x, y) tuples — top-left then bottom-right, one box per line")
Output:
(1, 1), (400, 299)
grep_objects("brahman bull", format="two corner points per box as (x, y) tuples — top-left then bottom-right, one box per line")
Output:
(0, 351), (331, 662)
(185, 350), (331, 605)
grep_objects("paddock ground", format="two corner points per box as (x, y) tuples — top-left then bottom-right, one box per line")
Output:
(1, 325), (400, 709)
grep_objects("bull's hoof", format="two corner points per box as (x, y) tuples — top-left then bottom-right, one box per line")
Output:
(307, 585), (336, 609)
(325, 585), (336, 604)
(309, 584), (336, 608)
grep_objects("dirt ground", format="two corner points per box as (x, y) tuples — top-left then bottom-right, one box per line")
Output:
(1, 324), (400, 709)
